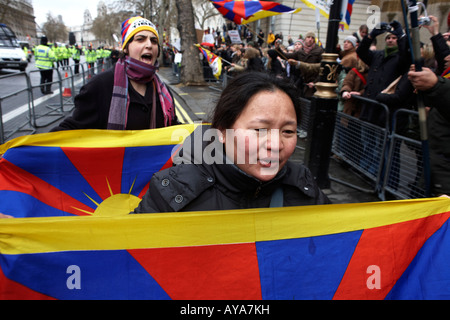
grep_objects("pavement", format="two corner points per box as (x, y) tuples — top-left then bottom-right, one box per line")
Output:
(10, 65), (380, 205)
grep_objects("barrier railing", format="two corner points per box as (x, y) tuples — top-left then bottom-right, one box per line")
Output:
(330, 95), (425, 200)
(0, 72), (36, 143)
(0, 58), (113, 144)
(382, 109), (425, 199)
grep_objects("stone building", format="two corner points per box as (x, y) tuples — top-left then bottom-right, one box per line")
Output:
(1, 0), (37, 44)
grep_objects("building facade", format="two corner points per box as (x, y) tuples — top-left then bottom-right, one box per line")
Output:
(1, 0), (37, 44)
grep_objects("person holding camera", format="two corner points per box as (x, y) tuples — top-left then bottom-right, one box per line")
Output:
(355, 20), (411, 176)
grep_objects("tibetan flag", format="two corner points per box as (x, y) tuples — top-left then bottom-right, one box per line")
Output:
(340, 0), (355, 30)
(442, 66), (450, 79)
(209, 0), (301, 25)
(1, 197), (450, 300)
(0, 124), (203, 218)
(195, 44), (222, 79)
(302, 0), (354, 30)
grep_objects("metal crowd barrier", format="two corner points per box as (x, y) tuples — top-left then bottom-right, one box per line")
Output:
(0, 72), (36, 144)
(0, 58), (113, 144)
(382, 109), (425, 199)
(330, 95), (425, 200)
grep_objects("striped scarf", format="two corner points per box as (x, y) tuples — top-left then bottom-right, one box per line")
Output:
(108, 56), (174, 130)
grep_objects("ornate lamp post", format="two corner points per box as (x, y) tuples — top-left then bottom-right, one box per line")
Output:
(304, 0), (342, 189)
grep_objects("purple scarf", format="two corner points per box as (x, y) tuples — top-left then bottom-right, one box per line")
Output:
(108, 56), (174, 130)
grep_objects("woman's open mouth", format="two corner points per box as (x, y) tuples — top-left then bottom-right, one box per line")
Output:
(141, 54), (153, 64)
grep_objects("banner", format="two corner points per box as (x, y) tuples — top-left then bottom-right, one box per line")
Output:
(302, 0), (354, 30)
(1, 127), (450, 300)
(0, 125), (201, 218)
(195, 44), (222, 79)
(1, 197), (450, 299)
(209, 0), (301, 25)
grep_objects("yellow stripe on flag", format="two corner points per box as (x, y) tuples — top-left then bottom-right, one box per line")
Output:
(0, 124), (201, 154)
(1, 198), (449, 255)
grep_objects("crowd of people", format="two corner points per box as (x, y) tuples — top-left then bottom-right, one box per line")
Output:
(192, 15), (450, 199)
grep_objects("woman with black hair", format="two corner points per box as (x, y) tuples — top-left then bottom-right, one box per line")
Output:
(133, 72), (330, 213)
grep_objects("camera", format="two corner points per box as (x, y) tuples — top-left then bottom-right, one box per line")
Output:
(418, 16), (431, 26)
(377, 23), (392, 32)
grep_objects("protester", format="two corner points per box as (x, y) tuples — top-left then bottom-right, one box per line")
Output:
(408, 16), (450, 197)
(339, 35), (358, 71)
(51, 16), (178, 131)
(278, 31), (323, 98)
(267, 30), (275, 47)
(133, 72), (331, 213)
(340, 58), (369, 119)
(353, 24), (369, 44)
(34, 36), (55, 95)
(229, 47), (265, 73)
(266, 49), (286, 78)
(356, 20), (410, 176)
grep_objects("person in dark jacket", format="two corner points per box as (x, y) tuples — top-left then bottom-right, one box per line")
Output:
(356, 20), (410, 177)
(408, 15), (450, 197)
(133, 72), (330, 213)
(51, 16), (177, 131)
(267, 49), (286, 78)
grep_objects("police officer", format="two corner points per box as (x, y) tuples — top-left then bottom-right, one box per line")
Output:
(35, 36), (55, 94)
(84, 43), (97, 77)
(72, 44), (82, 74)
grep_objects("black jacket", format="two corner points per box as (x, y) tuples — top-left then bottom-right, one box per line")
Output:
(357, 35), (410, 127)
(133, 156), (331, 213)
(51, 67), (177, 131)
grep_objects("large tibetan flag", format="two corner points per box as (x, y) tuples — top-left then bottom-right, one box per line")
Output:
(209, 0), (301, 25)
(1, 198), (450, 300)
(0, 124), (202, 218)
(195, 44), (222, 79)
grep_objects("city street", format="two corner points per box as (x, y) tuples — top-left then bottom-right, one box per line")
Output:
(0, 57), (202, 141)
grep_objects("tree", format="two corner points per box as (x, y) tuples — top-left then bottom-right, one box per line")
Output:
(176, 0), (205, 85)
(42, 13), (68, 43)
(91, 4), (130, 46)
(192, 0), (221, 31)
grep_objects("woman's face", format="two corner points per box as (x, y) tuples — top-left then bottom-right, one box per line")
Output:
(222, 89), (298, 181)
(126, 30), (159, 65)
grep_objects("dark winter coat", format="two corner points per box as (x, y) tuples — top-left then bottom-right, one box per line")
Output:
(51, 67), (177, 131)
(133, 154), (331, 213)
(422, 76), (450, 195)
(356, 35), (410, 127)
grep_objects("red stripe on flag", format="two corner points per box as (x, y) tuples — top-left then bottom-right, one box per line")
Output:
(333, 211), (450, 300)
(62, 147), (125, 201)
(0, 159), (93, 216)
(129, 243), (262, 300)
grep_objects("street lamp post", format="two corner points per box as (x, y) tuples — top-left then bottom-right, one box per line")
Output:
(304, 0), (342, 189)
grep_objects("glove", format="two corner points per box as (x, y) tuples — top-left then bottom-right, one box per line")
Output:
(369, 22), (389, 38)
(389, 20), (404, 38)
